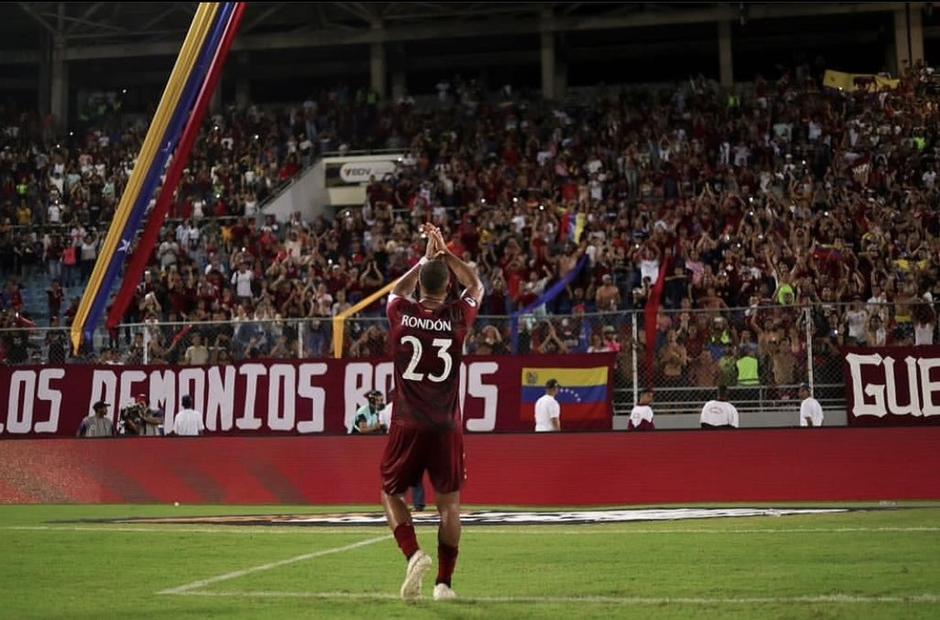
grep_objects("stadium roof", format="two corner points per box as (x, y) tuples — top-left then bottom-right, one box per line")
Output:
(0, 2), (925, 63)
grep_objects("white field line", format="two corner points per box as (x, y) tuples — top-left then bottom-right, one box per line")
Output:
(6, 525), (940, 535)
(166, 591), (940, 605)
(467, 526), (940, 535)
(156, 535), (390, 595)
(5, 525), (387, 535)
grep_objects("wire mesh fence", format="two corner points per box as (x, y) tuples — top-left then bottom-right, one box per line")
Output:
(0, 302), (919, 416)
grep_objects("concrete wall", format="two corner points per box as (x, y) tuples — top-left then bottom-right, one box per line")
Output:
(262, 160), (331, 223)
(2, 426), (936, 504)
(613, 409), (849, 430)
(262, 153), (406, 222)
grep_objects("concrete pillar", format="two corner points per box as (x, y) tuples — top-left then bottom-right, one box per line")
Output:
(50, 36), (68, 134)
(541, 32), (556, 100)
(554, 33), (568, 100)
(389, 42), (406, 101)
(554, 61), (567, 101)
(718, 21), (733, 88)
(369, 42), (387, 100)
(391, 71), (406, 101)
(235, 53), (250, 109)
(911, 7), (925, 66)
(894, 6), (924, 74)
(540, 7), (555, 101)
(369, 18), (387, 100)
(37, 33), (51, 118)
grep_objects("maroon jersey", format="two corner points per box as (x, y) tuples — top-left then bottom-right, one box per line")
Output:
(387, 292), (478, 430)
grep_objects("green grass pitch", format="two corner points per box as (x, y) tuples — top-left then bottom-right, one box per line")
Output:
(1, 503), (939, 619)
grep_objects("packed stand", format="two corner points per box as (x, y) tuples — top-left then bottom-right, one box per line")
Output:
(0, 89), (386, 362)
(1, 64), (939, 396)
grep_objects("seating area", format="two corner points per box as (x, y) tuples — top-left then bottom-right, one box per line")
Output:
(1, 62), (939, 386)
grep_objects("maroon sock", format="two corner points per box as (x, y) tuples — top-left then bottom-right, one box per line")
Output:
(436, 542), (459, 586)
(393, 523), (419, 560)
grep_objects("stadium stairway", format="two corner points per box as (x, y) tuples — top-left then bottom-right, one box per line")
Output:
(18, 271), (122, 326)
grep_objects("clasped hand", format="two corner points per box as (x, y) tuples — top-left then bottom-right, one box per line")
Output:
(421, 223), (447, 260)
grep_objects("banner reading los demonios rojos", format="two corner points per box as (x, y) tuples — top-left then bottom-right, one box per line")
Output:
(843, 346), (940, 426)
(0, 354), (616, 437)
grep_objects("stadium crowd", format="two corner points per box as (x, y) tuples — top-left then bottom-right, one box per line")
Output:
(1, 63), (939, 395)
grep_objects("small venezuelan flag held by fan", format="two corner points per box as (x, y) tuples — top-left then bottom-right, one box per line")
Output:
(559, 210), (586, 244)
(519, 365), (611, 430)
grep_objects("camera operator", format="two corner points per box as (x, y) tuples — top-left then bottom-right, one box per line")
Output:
(348, 390), (388, 434)
(119, 394), (163, 436)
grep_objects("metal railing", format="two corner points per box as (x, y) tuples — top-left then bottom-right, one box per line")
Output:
(321, 148), (406, 158)
(0, 302), (922, 416)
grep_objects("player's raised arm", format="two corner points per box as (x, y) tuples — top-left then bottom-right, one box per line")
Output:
(390, 261), (421, 300)
(429, 227), (484, 305)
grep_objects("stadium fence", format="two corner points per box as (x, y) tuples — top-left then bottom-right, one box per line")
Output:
(0, 302), (899, 416)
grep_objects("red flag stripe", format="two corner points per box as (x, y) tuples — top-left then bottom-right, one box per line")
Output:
(106, 3), (247, 329)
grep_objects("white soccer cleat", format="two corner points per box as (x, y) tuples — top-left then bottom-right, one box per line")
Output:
(400, 550), (432, 600)
(433, 583), (457, 601)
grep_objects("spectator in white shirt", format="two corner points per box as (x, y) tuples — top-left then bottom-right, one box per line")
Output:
(628, 389), (655, 431)
(798, 384), (824, 428)
(47, 201), (61, 224)
(231, 263), (254, 301)
(700, 385), (739, 429)
(534, 379), (561, 432)
(923, 167), (937, 190)
(158, 234), (179, 271)
(172, 395), (204, 436)
(183, 333), (210, 365)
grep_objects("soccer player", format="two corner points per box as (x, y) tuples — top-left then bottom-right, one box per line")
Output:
(380, 223), (483, 601)
(378, 390), (428, 511)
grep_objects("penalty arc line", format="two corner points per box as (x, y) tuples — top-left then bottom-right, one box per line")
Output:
(165, 591), (940, 605)
(156, 534), (390, 595)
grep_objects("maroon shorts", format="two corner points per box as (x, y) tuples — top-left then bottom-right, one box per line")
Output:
(380, 423), (466, 496)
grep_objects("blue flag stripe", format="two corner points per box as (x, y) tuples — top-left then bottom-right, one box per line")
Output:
(509, 255), (589, 354)
(81, 4), (236, 345)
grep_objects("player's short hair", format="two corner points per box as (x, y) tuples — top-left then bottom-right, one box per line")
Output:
(420, 259), (449, 295)
(716, 384), (728, 400)
(181, 395), (193, 409)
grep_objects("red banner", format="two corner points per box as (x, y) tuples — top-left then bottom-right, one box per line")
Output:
(3, 427), (940, 504)
(0, 354), (616, 438)
(843, 346), (940, 426)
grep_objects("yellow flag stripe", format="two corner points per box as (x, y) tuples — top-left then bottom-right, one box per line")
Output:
(521, 367), (609, 388)
(71, 2), (219, 353)
(332, 280), (399, 358)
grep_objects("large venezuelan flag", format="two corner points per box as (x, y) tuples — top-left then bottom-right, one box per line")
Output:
(519, 364), (611, 429)
(70, 2), (242, 353)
